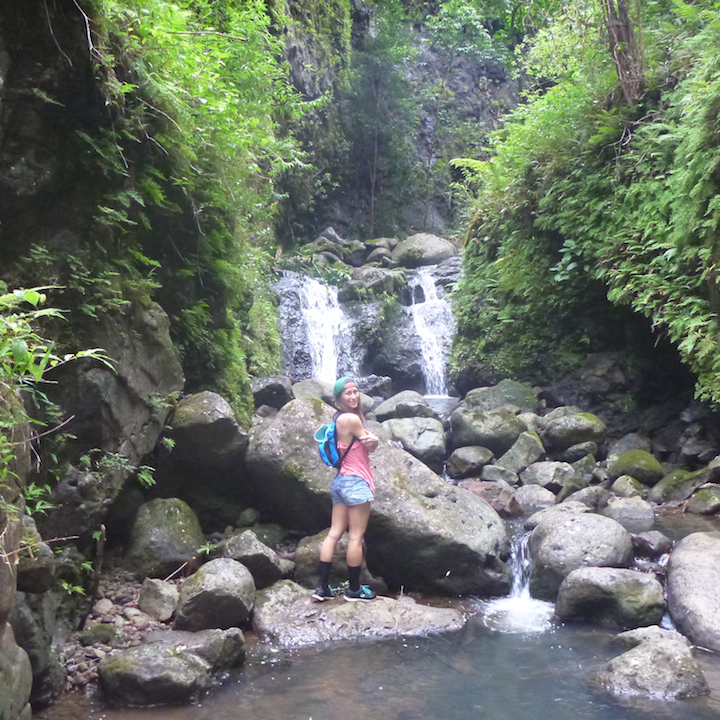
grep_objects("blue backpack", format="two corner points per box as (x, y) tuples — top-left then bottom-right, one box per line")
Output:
(315, 420), (356, 469)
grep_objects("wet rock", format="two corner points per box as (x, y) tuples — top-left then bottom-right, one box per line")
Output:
(374, 390), (438, 422)
(648, 467), (710, 504)
(463, 380), (540, 415)
(607, 450), (663, 486)
(495, 432), (544, 474)
(601, 497), (655, 532)
(246, 399), (510, 596)
(458, 479), (522, 517)
(685, 484), (720, 514)
(529, 513), (634, 600)
(251, 376), (294, 410)
(513, 485), (556, 512)
(609, 475), (643, 498)
(446, 446), (494, 479)
(632, 530), (672, 559)
(124, 498), (206, 579)
(480, 464), (519, 485)
(615, 625), (688, 649)
(252, 580), (464, 647)
(139, 579), (179, 623)
(557, 442), (598, 463)
(382, 417), (446, 472)
(555, 474), (590, 503)
(519, 461), (575, 491)
(555, 567), (665, 628)
(667, 532), (720, 652)
(338, 266), (403, 300)
(174, 558), (256, 632)
(449, 407), (526, 456)
(221, 530), (294, 589)
(565, 486), (610, 511)
(524, 500), (589, 530)
(144, 627), (245, 670)
(541, 412), (606, 453)
(391, 233), (456, 268)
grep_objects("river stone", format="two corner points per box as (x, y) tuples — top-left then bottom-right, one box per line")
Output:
(557, 442), (598, 463)
(458, 479), (522, 517)
(555, 567), (665, 628)
(648, 467), (710, 504)
(139, 579), (179, 622)
(495, 432), (544, 474)
(601, 497), (655, 532)
(519, 461), (575, 491)
(541, 412), (606, 453)
(169, 391), (249, 464)
(667, 532), (720, 652)
(338, 266), (403, 300)
(632, 531), (672, 559)
(382, 417), (447, 471)
(607, 433), (653, 462)
(15, 516), (55, 593)
(513, 485), (556, 512)
(0, 625), (32, 720)
(555, 473), (590, 503)
(607, 450), (663, 485)
(246, 399), (510, 596)
(565, 485), (610, 511)
(144, 627), (246, 670)
(610, 475), (643, 498)
(124, 498), (206, 579)
(291, 379), (335, 406)
(615, 625), (689, 649)
(685, 484), (720, 514)
(252, 580), (464, 647)
(174, 558), (256, 631)
(391, 233), (455, 268)
(528, 513), (634, 600)
(590, 636), (708, 700)
(251, 376), (294, 410)
(480, 464), (519, 486)
(374, 390), (438, 422)
(524, 501), (589, 530)
(221, 530), (294, 589)
(463, 380), (540, 415)
(449, 407), (526, 456)
(446, 446), (494, 479)
(366, 246), (393, 264)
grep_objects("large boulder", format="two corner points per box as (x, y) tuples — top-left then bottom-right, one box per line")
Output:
(337, 266), (404, 301)
(554, 567), (665, 628)
(374, 390), (438, 422)
(601, 497), (655, 532)
(649, 467), (711, 504)
(495, 432), (544, 474)
(607, 450), (663, 486)
(667, 532), (720, 652)
(541, 413), (606, 453)
(251, 376), (294, 410)
(0, 626), (32, 720)
(529, 513), (634, 599)
(221, 530), (294, 589)
(446, 446), (494, 479)
(246, 399), (510, 596)
(463, 380), (540, 414)
(449, 407), (526, 456)
(519, 461), (575, 491)
(174, 558), (256, 632)
(15, 517), (55, 593)
(391, 233), (455, 268)
(291, 379), (334, 406)
(139, 579), (179, 623)
(382, 417), (446, 471)
(685, 484), (720, 514)
(252, 581), (464, 647)
(124, 498), (206, 579)
(513, 485), (556, 512)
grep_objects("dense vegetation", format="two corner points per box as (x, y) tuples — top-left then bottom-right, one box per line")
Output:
(451, 0), (720, 405)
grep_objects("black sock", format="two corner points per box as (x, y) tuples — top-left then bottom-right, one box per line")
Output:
(348, 565), (361, 592)
(318, 560), (332, 589)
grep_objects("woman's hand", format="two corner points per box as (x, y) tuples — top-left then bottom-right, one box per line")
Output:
(360, 431), (379, 453)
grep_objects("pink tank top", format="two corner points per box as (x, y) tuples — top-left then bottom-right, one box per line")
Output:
(337, 439), (375, 493)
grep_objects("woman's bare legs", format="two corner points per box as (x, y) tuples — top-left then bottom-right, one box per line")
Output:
(319, 503), (349, 562)
(346, 502), (371, 566)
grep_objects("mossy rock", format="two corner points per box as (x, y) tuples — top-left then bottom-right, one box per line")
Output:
(542, 412), (606, 453)
(649, 468), (711, 504)
(685, 486), (720, 515)
(607, 450), (663, 486)
(78, 624), (119, 647)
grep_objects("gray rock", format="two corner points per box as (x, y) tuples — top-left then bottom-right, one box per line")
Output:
(338, 266), (403, 300)
(557, 442), (598, 463)
(449, 407), (526, 456)
(174, 558), (256, 631)
(252, 580), (464, 647)
(648, 467), (710, 504)
(606, 433), (653, 463)
(555, 567), (665, 628)
(0, 625), (32, 720)
(517, 412), (544, 434)
(480, 464), (519, 486)
(632, 531), (673, 559)
(235, 508), (261, 528)
(555, 473), (590, 503)
(529, 513), (634, 599)
(124, 498), (206, 579)
(221, 530), (294, 589)
(246, 399), (510, 596)
(591, 637), (708, 700)
(391, 233), (456, 268)
(291, 379), (334, 406)
(520, 461), (575, 491)
(495, 432), (545, 474)
(615, 625), (689, 649)
(513, 485), (556, 512)
(144, 627), (246, 670)
(610, 475), (643, 498)
(685, 484), (720, 514)
(524, 500), (589, 530)
(382, 417), (447, 471)
(541, 412), (606, 453)
(667, 532), (720, 652)
(570, 453), (596, 477)
(565, 485), (610, 511)
(607, 450), (663, 486)
(251, 376), (295, 410)
(374, 390), (437, 422)
(458, 479), (522, 518)
(602, 497), (655, 532)
(463, 380), (540, 415)
(139, 579), (179, 622)
(446, 446), (494, 479)
(15, 517), (55, 593)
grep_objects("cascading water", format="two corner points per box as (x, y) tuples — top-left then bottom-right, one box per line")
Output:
(482, 529), (555, 634)
(407, 265), (456, 396)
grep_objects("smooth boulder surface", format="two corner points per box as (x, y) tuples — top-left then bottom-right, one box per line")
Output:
(463, 380), (540, 414)
(124, 498), (206, 579)
(601, 497), (655, 532)
(541, 412), (606, 453)
(520, 461), (575, 490)
(667, 532), (720, 652)
(648, 467), (710, 504)
(449, 407), (526, 456)
(555, 567), (665, 628)
(495, 432), (544, 474)
(382, 417), (446, 471)
(524, 501), (589, 530)
(391, 233), (455, 268)
(174, 558), (256, 631)
(0, 625), (32, 720)
(685, 484), (720, 514)
(446, 446), (494, 479)
(139, 579), (179, 622)
(529, 513), (634, 599)
(246, 399), (510, 596)
(607, 450), (663, 485)
(374, 390), (438, 422)
(513, 484), (556, 512)
(252, 581), (464, 648)
(221, 530), (294, 589)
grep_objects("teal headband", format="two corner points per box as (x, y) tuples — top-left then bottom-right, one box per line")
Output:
(333, 376), (357, 397)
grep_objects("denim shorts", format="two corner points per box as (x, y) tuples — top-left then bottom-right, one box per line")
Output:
(331, 474), (374, 506)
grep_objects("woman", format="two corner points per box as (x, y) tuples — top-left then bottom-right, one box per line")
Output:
(313, 376), (379, 602)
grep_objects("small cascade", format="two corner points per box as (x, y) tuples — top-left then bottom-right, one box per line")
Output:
(482, 530), (555, 634)
(407, 266), (455, 396)
(275, 271), (355, 383)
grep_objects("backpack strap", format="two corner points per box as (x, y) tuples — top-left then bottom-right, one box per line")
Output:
(336, 435), (356, 471)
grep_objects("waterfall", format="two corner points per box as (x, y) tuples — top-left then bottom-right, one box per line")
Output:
(482, 530), (555, 634)
(407, 266), (455, 396)
(275, 271), (355, 383)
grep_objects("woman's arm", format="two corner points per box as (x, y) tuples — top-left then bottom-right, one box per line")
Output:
(337, 413), (378, 452)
